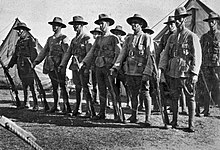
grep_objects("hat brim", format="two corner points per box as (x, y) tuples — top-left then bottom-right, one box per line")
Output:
(203, 17), (220, 22)
(13, 26), (31, 31)
(48, 22), (66, 28)
(110, 29), (126, 36)
(90, 30), (102, 34)
(127, 17), (148, 28)
(94, 18), (114, 26)
(68, 21), (88, 25)
(174, 14), (192, 19)
(143, 29), (154, 35)
(164, 21), (175, 24)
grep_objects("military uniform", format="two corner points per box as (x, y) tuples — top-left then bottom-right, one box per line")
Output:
(82, 14), (121, 120)
(8, 22), (38, 110)
(34, 17), (71, 113)
(60, 17), (95, 117)
(113, 14), (155, 124)
(159, 7), (202, 131)
(200, 13), (220, 113)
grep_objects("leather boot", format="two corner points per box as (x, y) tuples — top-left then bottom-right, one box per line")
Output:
(188, 101), (195, 132)
(144, 91), (152, 126)
(171, 99), (179, 128)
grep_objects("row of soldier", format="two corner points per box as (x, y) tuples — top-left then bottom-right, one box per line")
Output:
(6, 6), (220, 133)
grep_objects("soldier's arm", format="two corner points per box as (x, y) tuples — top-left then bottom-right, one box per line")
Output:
(29, 38), (38, 62)
(113, 36), (122, 64)
(191, 34), (202, 75)
(34, 38), (50, 65)
(112, 38), (128, 70)
(158, 35), (171, 72)
(60, 37), (71, 67)
(82, 39), (97, 66)
(143, 35), (155, 76)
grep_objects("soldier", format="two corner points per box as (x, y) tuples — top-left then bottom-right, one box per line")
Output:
(33, 17), (71, 113)
(200, 12), (220, 116)
(59, 16), (96, 118)
(112, 14), (155, 126)
(81, 14), (121, 121)
(7, 22), (38, 110)
(90, 27), (102, 105)
(110, 25), (131, 109)
(158, 7), (202, 132)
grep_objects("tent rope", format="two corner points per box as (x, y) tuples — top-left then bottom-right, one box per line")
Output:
(0, 20), (14, 34)
(151, 0), (188, 29)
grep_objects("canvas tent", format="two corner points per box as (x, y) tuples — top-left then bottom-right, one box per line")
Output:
(153, 0), (219, 42)
(0, 18), (51, 89)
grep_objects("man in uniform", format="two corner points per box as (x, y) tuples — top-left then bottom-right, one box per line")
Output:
(33, 17), (71, 114)
(7, 22), (38, 110)
(199, 12), (220, 116)
(81, 14), (121, 121)
(112, 14), (155, 126)
(110, 25), (131, 109)
(59, 16), (96, 118)
(158, 7), (202, 132)
(90, 27), (102, 105)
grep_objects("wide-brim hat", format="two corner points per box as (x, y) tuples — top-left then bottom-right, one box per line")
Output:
(127, 14), (148, 28)
(174, 7), (191, 19)
(68, 16), (88, 25)
(94, 14), (115, 26)
(142, 26), (154, 35)
(13, 22), (31, 31)
(164, 16), (175, 24)
(110, 25), (126, 36)
(48, 17), (66, 28)
(203, 12), (220, 22)
(90, 27), (102, 34)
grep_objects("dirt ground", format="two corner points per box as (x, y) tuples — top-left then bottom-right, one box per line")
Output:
(0, 89), (220, 150)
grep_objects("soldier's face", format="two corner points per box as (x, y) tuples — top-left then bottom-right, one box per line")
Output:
(175, 17), (185, 29)
(73, 24), (82, 32)
(167, 22), (176, 32)
(208, 19), (218, 30)
(99, 21), (108, 32)
(93, 33), (101, 39)
(52, 25), (61, 33)
(131, 19), (142, 32)
(17, 29), (26, 38)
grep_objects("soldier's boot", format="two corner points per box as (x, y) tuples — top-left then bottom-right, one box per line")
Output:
(144, 91), (152, 127)
(93, 96), (106, 120)
(188, 101), (195, 132)
(22, 90), (30, 109)
(195, 101), (201, 117)
(180, 88), (187, 115)
(31, 90), (39, 111)
(138, 92), (144, 111)
(92, 89), (98, 104)
(171, 99), (179, 129)
(72, 86), (82, 116)
(48, 90), (61, 113)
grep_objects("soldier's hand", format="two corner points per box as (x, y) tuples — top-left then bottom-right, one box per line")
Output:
(191, 74), (198, 84)
(109, 68), (117, 78)
(79, 62), (86, 70)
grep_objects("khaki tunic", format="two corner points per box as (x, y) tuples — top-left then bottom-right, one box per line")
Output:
(34, 34), (69, 74)
(113, 31), (155, 76)
(8, 36), (37, 80)
(60, 32), (92, 70)
(159, 28), (202, 78)
(83, 32), (121, 69)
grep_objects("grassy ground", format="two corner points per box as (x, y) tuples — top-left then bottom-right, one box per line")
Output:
(0, 89), (220, 150)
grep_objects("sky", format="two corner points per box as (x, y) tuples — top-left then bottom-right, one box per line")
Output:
(0, 0), (219, 45)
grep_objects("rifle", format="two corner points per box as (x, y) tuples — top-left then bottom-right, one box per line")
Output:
(0, 116), (43, 150)
(150, 55), (169, 128)
(200, 70), (216, 106)
(0, 57), (21, 107)
(27, 58), (49, 111)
